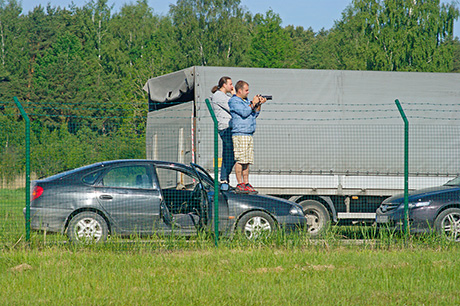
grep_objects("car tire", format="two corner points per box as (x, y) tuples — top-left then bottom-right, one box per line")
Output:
(237, 211), (276, 240)
(434, 208), (460, 242)
(67, 212), (108, 244)
(300, 200), (330, 238)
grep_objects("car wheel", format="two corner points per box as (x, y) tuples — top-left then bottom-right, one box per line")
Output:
(435, 208), (460, 242)
(67, 212), (108, 244)
(300, 200), (330, 237)
(237, 211), (276, 240)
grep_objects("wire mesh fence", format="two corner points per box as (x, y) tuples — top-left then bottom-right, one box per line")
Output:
(0, 98), (146, 246)
(2, 96), (460, 247)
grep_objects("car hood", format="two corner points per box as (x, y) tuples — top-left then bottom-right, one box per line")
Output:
(224, 191), (298, 209)
(384, 185), (460, 204)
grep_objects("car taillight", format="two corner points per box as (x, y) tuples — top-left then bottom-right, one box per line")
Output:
(32, 186), (44, 200)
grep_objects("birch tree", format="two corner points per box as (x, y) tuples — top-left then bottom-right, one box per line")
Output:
(329, 0), (459, 71)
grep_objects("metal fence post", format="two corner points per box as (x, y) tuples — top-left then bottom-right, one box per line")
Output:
(13, 97), (31, 241)
(395, 99), (409, 236)
(205, 99), (219, 246)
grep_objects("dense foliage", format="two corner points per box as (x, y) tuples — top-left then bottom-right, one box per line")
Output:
(0, 0), (459, 179)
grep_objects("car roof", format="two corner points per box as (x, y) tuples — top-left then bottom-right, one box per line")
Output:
(38, 159), (193, 181)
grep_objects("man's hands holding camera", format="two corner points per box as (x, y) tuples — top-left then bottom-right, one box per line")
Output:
(251, 94), (268, 110)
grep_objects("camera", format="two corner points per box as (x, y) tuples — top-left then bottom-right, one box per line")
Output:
(260, 95), (272, 100)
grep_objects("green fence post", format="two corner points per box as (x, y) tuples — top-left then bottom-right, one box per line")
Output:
(395, 99), (409, 237)
(205, 99), (219, 246)
(13, 97), (31, 242)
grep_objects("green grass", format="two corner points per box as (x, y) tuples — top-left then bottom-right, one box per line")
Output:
(0, 187), (454, 249)
(1, 243), (460, 305)
(2, 189), (460, 304)
(0, 188), (452, 247)
(0, 188), (27, 246)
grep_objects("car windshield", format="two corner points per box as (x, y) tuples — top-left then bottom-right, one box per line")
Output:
(444, 177), (460, 186)
(190, 163), (214, 188)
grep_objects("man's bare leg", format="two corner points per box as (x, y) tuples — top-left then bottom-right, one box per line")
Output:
(242, 164), (249, 184)
(235, 163), (249, 185)
(235, 162), (243, 185)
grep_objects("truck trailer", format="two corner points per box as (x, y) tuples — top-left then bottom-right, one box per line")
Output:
(143, 66), (460, 235)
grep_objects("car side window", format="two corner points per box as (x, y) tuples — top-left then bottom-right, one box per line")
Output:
(102, 166), (153, 189)
(155, 167), (197, 191)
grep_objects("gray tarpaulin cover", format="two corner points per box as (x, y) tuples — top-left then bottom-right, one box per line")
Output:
(143, 68), (195, 105)
(145, 66), (460, 175)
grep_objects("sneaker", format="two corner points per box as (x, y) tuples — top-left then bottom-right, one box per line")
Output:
(245, 183), (258, 195)
(235, 183), (249, 194)
(220, 180), (231, 190)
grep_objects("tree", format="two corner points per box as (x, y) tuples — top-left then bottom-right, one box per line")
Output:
(105, 1), (174, 140)
(169, 0), (250, 68)
(329, 0), (460, 71)
(285, 25), (327, 69)
(248, 10), (297, 68)
(0, 0), (30, 101)
(450, 37), (460, 72)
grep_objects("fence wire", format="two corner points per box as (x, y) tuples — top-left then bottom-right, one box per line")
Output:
(1, 98), (460, 246)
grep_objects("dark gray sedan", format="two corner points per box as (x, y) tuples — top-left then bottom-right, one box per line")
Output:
(376, 177), (460, 241)
(25, 160), (306, 243)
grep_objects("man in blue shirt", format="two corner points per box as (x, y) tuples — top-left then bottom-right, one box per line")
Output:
(228, 80), (267, 194)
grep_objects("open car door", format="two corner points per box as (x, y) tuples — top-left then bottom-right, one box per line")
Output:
(190, 163), (230, 233)
(155, 165), (208, 235)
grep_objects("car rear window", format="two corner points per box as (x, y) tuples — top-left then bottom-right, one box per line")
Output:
(82, 170), (104, 185)
(41, 163), (103, 181)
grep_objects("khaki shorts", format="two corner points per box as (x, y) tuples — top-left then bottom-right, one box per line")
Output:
(232, 135), (254, 164)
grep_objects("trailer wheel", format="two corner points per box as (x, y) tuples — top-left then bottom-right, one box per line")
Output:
(300, 200), (330, 237)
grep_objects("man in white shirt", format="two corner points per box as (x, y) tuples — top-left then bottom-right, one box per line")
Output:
(211, 77), (236, 188)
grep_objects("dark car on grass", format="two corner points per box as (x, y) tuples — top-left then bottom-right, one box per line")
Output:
(376, 177), (460, 241)
(25, 160), (306, 243)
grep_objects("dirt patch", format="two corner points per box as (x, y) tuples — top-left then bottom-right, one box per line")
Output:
(10, 263), (33, 272)
(302, 263), (335, 271)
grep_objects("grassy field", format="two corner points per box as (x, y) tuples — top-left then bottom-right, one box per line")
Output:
(0, 188), (27, 246)
(0, 188), (443, 246)
(2, 189), (460, 305)
(1, 242), (460, 305)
